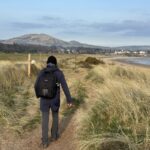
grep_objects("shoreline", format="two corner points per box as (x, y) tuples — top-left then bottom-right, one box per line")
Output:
(110, 57), (150, 69)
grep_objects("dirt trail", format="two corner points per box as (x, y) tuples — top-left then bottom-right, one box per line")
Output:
(7, 111), (78, 150)
(47, 114), (77, 150)
(1, 94), (79, 150)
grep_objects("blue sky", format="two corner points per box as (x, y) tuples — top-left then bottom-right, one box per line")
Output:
(0, 0), (150, 46)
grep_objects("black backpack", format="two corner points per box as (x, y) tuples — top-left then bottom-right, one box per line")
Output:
(34, 68), (58, 99)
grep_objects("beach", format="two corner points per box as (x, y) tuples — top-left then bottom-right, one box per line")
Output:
(112, 56), (150, 68)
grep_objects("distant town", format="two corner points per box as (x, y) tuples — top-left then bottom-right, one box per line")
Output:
(0, 42), (150, 57)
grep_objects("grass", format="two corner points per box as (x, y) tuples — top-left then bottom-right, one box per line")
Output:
(77, 64), (150, 150)
(0, 53), (150, 150)
(0, 52), (49, 61)
(22, 112), (41, 132)
(85, 70), (105, 84)
(62, 81), (87, 116)
(78, 57), (105, 69)
(0, 62), (41, 135)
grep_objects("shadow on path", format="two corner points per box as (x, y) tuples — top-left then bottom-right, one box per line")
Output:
(59, 97), (85, 136)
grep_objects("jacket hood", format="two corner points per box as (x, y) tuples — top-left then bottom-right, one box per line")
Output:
(44, 63), (58, 73)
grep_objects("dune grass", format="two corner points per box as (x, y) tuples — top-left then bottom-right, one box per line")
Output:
(0, 54), (150, 150)
(0, 63), (41, 134)
(77, 64), (150, 150)
(85, 70), (105, 84)
(62, 81), (87, 116)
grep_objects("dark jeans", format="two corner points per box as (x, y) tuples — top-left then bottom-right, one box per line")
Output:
(41, 110), (59, 144)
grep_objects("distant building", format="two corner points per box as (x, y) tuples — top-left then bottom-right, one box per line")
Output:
(114, 50), (130, 55)
(66, 49), (71, 54)
(139, 51), (146, 56)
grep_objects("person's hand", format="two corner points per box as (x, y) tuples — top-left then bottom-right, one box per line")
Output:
(67, 103), (73, 108)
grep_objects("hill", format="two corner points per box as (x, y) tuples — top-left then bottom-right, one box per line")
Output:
(0, 33), (102, 48)
(1, 34), (150, 53)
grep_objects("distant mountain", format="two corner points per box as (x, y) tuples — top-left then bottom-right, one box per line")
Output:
(1, 34), (150, 53)
(1, 34), (69, 47)
(0, 33), (102, 48)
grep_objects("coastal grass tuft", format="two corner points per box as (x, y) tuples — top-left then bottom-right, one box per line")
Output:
(78, 64), (150, 150)
(85, 70), (104, 84)
(0, 63), (41, 135)
(62, 81), (87, 116)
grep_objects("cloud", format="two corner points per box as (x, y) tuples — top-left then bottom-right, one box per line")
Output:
(11, 22), (47, 29)
(11, 17), (150, 37)
(89, 20), (150, 36)
(11, 16), (68, 30)
(40, 16), (62, 21)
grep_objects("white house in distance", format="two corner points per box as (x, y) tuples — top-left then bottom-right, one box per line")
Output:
(139, 51), (146, 56)
(114, 49), (130, 54)
(114, 50), (147, 56)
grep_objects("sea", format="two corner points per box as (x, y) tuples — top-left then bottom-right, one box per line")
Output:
(125, 57), (150, 66)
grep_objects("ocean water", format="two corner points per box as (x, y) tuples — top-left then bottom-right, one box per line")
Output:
(125, 57), (150, 66)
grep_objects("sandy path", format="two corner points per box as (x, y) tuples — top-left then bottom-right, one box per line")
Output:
(4, 112), (78, 150)
(18, 112), (77, 150)
(47, 114), (77, 150)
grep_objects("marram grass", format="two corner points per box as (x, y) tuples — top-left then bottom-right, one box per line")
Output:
(77, 64), (150, 150)
(0, 63), (40, 134)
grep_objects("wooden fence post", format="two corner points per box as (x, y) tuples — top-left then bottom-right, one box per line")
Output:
(28, 53), (31, 77)
(39, 53), (41, 61)
(74, 53), (77, 71)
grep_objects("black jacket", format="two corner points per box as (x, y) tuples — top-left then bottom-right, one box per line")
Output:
(34, 64), (72, 112)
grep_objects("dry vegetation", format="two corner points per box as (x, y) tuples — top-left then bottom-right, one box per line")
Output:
(0, 53), (150, 150)
(77, 63), (150, 150)
(0, 63), (41, 135)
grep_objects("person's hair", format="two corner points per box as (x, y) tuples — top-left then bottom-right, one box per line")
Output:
(46, 55), (57, 65)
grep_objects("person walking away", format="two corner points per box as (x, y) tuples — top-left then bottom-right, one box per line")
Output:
(34, 56), (73, 148)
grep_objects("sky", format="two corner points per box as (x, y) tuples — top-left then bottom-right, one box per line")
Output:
(0, 0), (150, 46)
